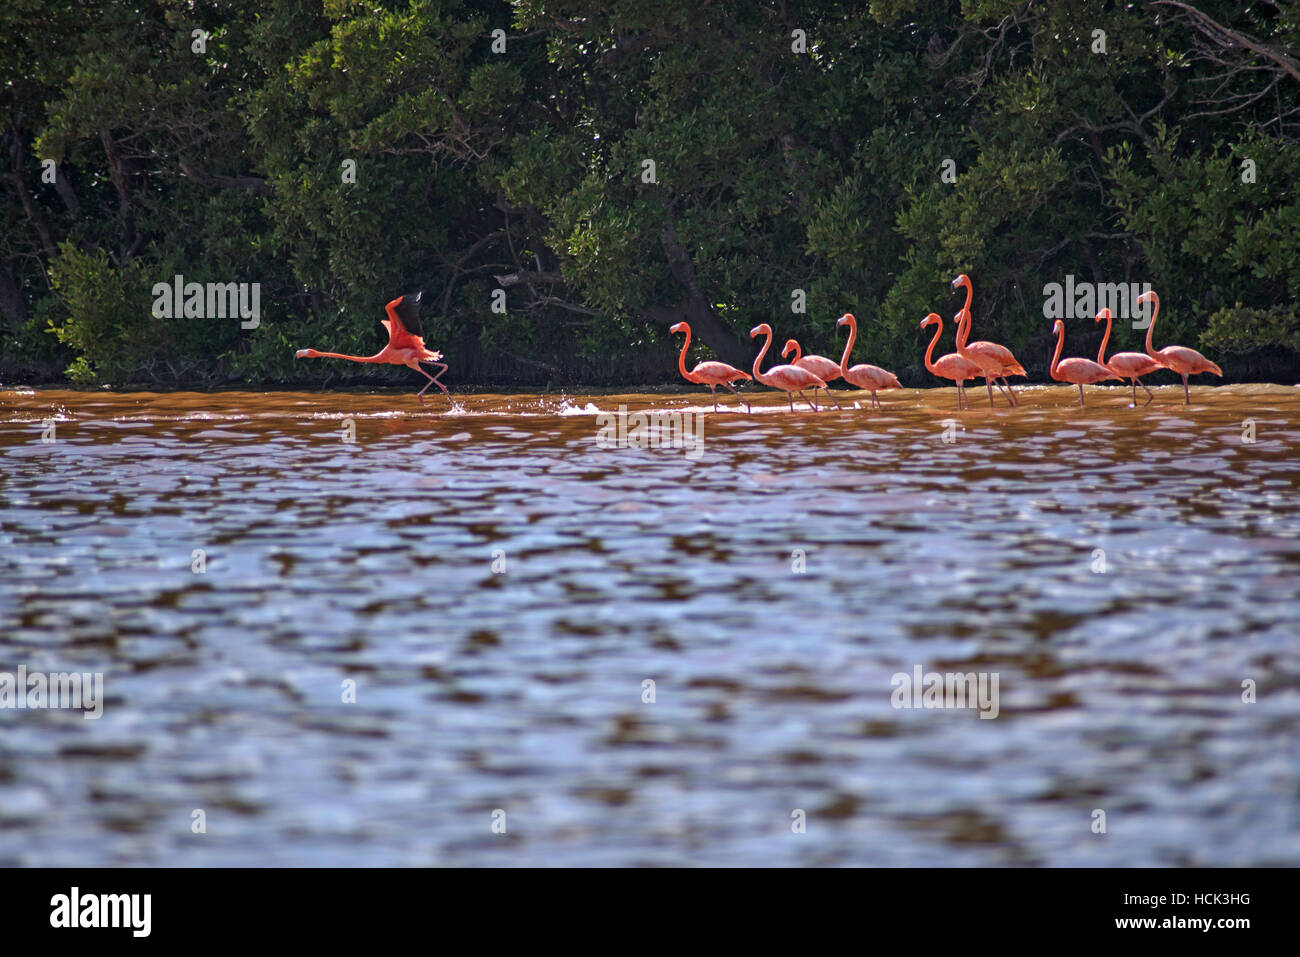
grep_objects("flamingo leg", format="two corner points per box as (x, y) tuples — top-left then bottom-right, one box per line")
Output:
(825, 388), (842, 410)
(1001, 378), (1019, 406)
(720, 381), (750, 412)
(1129, 378), (1137, 408)
(797, 389), (818, 412)
(1182, 373), (1190, 404)
(1139, 378), (1153, 406)
(709, 384), (719, 413)
(985, 377), (995, 408)
(414, 365), (436, 405)
(417, 361), (454, 407)
(787, 391), (795, 412)
(1077, 384), (1085, 408)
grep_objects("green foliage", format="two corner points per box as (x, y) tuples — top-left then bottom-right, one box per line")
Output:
(1, 0), (1297, 388)
(46, 244), (158, 384)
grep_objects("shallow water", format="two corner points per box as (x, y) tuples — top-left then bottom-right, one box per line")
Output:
(1, 382), (1298, 866)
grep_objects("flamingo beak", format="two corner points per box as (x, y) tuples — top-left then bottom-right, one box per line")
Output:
(749, 326), (762, 338)
(295, 349), (309, 358)
(836, 316), (848, 327)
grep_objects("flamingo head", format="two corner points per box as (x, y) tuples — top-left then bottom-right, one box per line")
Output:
(295, 349), (318, 359)
(749, 323), (772, 339)
(781, 339), (800, 360)
(1136, 290), (1157, 306)
(920, 313), (941, 330)
(669, 322), (688, 335)
(836, 313), (855, 328)
(1052, 320), (1065, 336)
(1094, 308), (1111, 323)
(951, 273), (970, 291)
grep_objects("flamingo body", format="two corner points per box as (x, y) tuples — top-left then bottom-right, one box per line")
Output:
(1137, 291), (1223, 404)
(295, 292), (452, 405)
(1095, 307), (1163, 406)
(921, 313), (980, 409)
(781, 339), (842, 408)
(669, 322), (751, 412)
(952, 274), (1024, 407)
(750, 324), (828, 411)
(835, 314), (901, 410)
(1050, 319), (1119, 406)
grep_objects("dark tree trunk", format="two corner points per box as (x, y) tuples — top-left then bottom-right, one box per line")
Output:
(0, 265), (27, 332)
(655, 218), (750, 368)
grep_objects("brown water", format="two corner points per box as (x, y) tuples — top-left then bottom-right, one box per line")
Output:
(1, 382), (1298, 866)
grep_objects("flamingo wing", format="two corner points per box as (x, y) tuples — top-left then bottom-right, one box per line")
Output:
(381, 291), (427, 351)
(692, 360), (751, 383)
(1057, 357), (1118, 383)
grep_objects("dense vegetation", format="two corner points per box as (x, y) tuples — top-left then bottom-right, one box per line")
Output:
(2, 0), (1297, 390)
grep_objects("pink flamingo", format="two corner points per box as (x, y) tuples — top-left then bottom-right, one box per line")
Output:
(295, 291), (452, 406)
(835, 313), (901, 410)
(669, 321), (752, 412)
(921, 313), (981, 410)
(780, 338), (842, 409)
(1095, 307), (1163, 407)
(952, 274), (1025, 407)
(749, 324), (829, 411)
(1050, 319), (1120, 407)
(1136, 291), (1223, 404)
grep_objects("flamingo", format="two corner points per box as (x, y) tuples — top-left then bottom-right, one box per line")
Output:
(952, 274), (1025, 407)
(835, 313), (901, 410)
(921, 313), (981, 410)
(1050, 319), (1120, 407)
(669, 321), (752, 412)
(295, 291), (452, 406)
(749, 323), (829, 411)
(1136, 291), (1223, 404)
(1095, 307), (1163, 407)
(780, 338), (842, 409)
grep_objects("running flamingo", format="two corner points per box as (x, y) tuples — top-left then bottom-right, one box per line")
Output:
(295, 291), (452, 406)
(1136, 291), (1222, 404)
(669, 321), (752, 412)
(952, 274), (1025, 407)
(921, 313), (980, 410)
(1050, 319), (1119, 407)
(781, 339), (842, 409)
(1095, 307), (1163, 407)
(836, 313), (901, 410)
(749, 324), (829, 412)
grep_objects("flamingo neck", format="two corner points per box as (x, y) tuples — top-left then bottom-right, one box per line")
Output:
(957, 283), (972, 347)
(752, 331), (772, 385)
(312, 351), (382, 363)
(676, 327), (693, 381)
(1050, 326), (1065, 379)
(839, 321), (856, 374)
(1097, 314), (1111, 365)
(923, 321), (942, 374)
(1144, 294), (1160, 356)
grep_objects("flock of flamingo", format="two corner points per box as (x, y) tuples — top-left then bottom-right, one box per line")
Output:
(674, 275), (1221, 412)
(293, 276), (1223, 411)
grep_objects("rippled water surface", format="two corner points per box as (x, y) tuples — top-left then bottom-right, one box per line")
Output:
(2, 383), (1299, 866)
